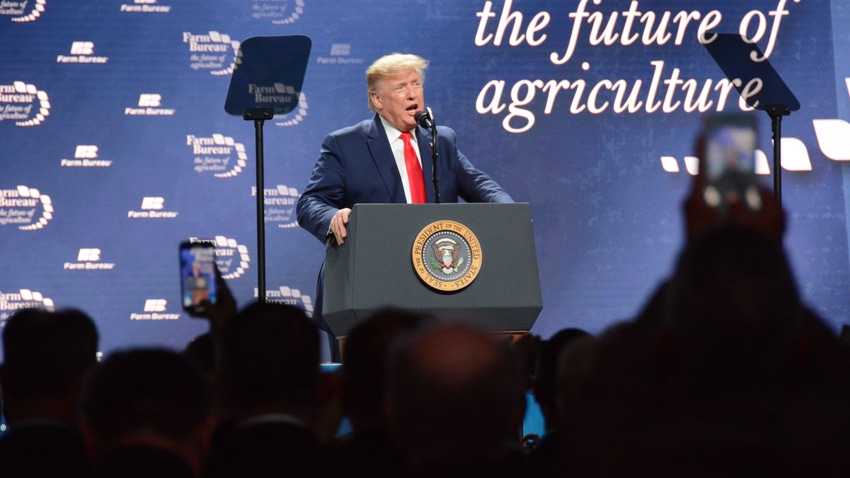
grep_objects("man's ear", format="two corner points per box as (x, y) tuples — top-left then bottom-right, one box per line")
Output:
(370, 91), (383, 111)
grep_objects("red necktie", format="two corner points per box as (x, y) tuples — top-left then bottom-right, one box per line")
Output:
(400, 131), (426, 203)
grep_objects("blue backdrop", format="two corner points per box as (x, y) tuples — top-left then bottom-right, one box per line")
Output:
(2, 0), (849, 359)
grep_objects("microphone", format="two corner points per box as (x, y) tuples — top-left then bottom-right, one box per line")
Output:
(414, 110), (433, 129)
(415, 108), (441, 203)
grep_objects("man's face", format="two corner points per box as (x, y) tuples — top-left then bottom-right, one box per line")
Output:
(370, 68), (424, 132)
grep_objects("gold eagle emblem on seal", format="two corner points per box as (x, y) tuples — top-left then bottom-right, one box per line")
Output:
(411, 220), (482, 292)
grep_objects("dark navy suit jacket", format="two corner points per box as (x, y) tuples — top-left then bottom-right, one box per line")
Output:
(296, 113), (513, 244)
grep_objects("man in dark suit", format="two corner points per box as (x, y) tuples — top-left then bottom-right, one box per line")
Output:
(296, 53), (513, 361)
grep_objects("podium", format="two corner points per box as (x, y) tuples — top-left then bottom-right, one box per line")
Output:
(322, 203), (542, 337)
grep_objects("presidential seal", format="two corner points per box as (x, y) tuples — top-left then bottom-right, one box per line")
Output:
(412, 220), (482, 292)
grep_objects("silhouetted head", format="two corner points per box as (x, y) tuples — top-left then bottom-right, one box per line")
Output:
(216, 301), (320, 416)
(341, 307), (433, 431)
(386, 323), (526, 465)
(533, 327), (592, 429)
(1, 308), (99, 408)
(79, 347), (212, 445)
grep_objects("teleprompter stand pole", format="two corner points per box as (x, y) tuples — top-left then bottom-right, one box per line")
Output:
(224, 35), (311, 304)
(245, 107), (274, 303)
(764, 103), (790, 207)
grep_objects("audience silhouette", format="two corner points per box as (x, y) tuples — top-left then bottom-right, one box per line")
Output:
(6, 118), (850, 477)
(385, 323), (536, 477)
(0, 308), (98, 478)
(204, 301), (330, 478)
(333, 307), (434, 477)
(557, 225), (850, 476)
(78, 347), (214, 478)
(527, 327), (592, 473)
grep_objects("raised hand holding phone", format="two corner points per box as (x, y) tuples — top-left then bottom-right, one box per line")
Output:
(701, 114), (762, 215)
(179, 240), (218, 314)
(684, 114), (785, 242)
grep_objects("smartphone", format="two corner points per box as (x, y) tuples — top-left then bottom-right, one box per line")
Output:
(701, 114), (762, 214)
(179, 240), (217, 314)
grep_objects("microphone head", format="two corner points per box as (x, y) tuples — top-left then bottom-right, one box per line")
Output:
(414, 110), (433, 129)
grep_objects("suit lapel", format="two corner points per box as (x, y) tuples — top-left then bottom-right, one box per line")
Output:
(366, 115), (406, 202)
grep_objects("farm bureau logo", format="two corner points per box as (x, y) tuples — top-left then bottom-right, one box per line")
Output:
(56, 41), (109, 64)
(412, 220), (482, 292)
(3, 0), (45, 22)
(247, 82), (299, 106)
(130, 299), (180, 321)
(0, 289), (54, 323)
(274, 92), (309, 127)
(254, 185), (299, 229)
(125, 94), (175, 116)
(64, 248), (116, 271)
(250, 0), (304, 25)
(127, 196), (179, 219)
(316, 43), (365, 66)
(188, 236), (251, 280)
(61, 145), (112, 168)
(184, 31), (240, 76)
(186, 134), (247, 177)
(260, 285), (314, 317)
(0, 82), (50, 126)
(0, 186), (53, 230)
(120, 0), (171, 13)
